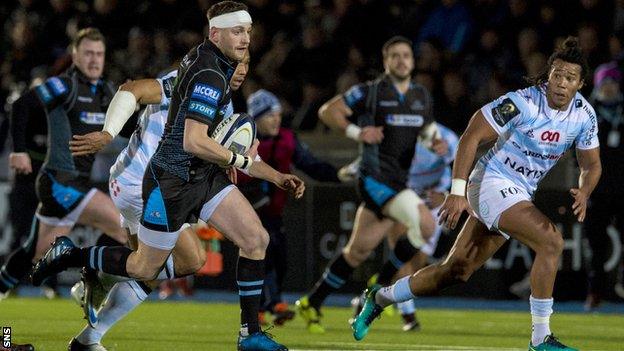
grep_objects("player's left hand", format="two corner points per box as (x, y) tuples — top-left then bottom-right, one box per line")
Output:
(570, 188), (588, 222)
(226, 167), (238, 184)
(70, 131), (113, 156)
(431, 138), (448, 156)
(276, 173), (305, 199)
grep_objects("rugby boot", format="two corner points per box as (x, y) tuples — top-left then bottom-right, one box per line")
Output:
(82, 268), (108, 327)
(71, 281), (85, 306)
(31, 236), (76, 286)
(237, 331), (288, 351)
(294, 296), (325, 333)
(271, 302), (295, 326)
(351, 284), (384, 341)
(401, 312), (421, 331)
(528, 335), (578, 351)
(68, 338), (108, 351)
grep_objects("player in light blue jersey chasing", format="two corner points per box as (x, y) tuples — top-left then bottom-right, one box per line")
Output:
(353, 37), (601, 351)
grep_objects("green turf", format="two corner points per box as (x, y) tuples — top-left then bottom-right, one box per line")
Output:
(1, 297), (623, 350)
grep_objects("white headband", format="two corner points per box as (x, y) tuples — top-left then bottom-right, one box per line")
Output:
(210, 10), (252, 28)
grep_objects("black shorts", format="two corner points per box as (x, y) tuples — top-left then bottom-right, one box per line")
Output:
(357, 176), (402, 219)
(140, 163), (232, 232)
(36, 169), (94, 223)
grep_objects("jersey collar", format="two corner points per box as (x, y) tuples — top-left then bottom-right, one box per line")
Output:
(204, 38), (236, 81)
(540, 84), (574, 120)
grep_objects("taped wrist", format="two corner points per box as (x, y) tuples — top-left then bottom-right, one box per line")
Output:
(228, 152), (252, 171)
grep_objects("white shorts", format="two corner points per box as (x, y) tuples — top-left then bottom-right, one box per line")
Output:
(421, 204), (443, 256)
(467, 169), (531, 239)
(109, 176), (143, 235)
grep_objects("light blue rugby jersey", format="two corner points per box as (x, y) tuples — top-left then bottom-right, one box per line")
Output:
(474, 85), (599, 195)
(110, 68), (235, 186)
(407, 123), (459, 194)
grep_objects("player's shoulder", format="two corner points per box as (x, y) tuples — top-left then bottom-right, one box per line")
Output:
(497, 86), (541, 118)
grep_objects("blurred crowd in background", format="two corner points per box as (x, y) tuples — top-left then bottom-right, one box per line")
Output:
(2, 0), (624, 136)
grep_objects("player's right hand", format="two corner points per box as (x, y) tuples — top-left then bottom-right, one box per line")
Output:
(277, 173), (305, 199)
(437, 194), (468, 230)
(9, 152), (32, 174)
(359, 126), (384, 144)
(69, 131), (113, 156)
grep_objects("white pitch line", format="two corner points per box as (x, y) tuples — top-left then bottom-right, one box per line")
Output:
(315, 341), (526, 351)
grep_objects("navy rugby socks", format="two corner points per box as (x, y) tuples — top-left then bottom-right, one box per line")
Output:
(376, 237), (418, 285)
(308, 253), (354, 309)
(67, 246), (133, 277)
(237, 256), (265, 335)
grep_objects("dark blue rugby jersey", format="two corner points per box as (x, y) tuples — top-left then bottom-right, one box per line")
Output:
(343, 74), (435, 190)
(150, 39), (236, 181)
(33, 67), (116, 176)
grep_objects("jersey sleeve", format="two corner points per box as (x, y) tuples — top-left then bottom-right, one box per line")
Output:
(481, 91), (529, 135)
(342, 83), (370, 122)
(34, 76), (72, 110)
(157, 71), (177, 107)
(182, 69), (225, 126)
(437, 123), (459, 165)
(575, 105), (600, 150)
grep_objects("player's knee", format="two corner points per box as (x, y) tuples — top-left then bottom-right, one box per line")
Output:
(239, 228), (269, 256)
(447, 257), (474, 283)
(128, 261), (160, 281)
(539, 233), (564, 258)
(342, 246), (369, 266)
(187, 245), (207, 274)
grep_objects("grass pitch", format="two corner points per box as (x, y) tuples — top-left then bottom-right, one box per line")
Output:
(1, 297), (623, 350)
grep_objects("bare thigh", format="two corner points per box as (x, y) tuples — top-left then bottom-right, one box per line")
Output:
(342, 205), (395, 267)
(497, 201), (562, 252)
(208, 188), (268, 259)
(77, 190), (127, 244)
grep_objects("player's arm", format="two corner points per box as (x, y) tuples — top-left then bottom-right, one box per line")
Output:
(438, 110), (498, 229)
(246, 159), (305, 199)
(571, 147), (601, 222)
(69, 79), (162, 156)
(318, 90), (383, 144)
(8, 90), (39, 174)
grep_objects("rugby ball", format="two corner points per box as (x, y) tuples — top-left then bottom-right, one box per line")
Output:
(211, 113), (256, 155)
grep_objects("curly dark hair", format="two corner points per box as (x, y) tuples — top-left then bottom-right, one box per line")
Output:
(525, 36), (588, 86)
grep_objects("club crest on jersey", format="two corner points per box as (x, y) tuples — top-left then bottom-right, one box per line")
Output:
(492, 98), (520, 127)
(385, 114), (424, 127)
(191, 83), (221, 105)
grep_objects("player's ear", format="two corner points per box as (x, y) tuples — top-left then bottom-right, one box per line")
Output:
(209, 27), (220, 43)
(577, 79), (584, 91)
